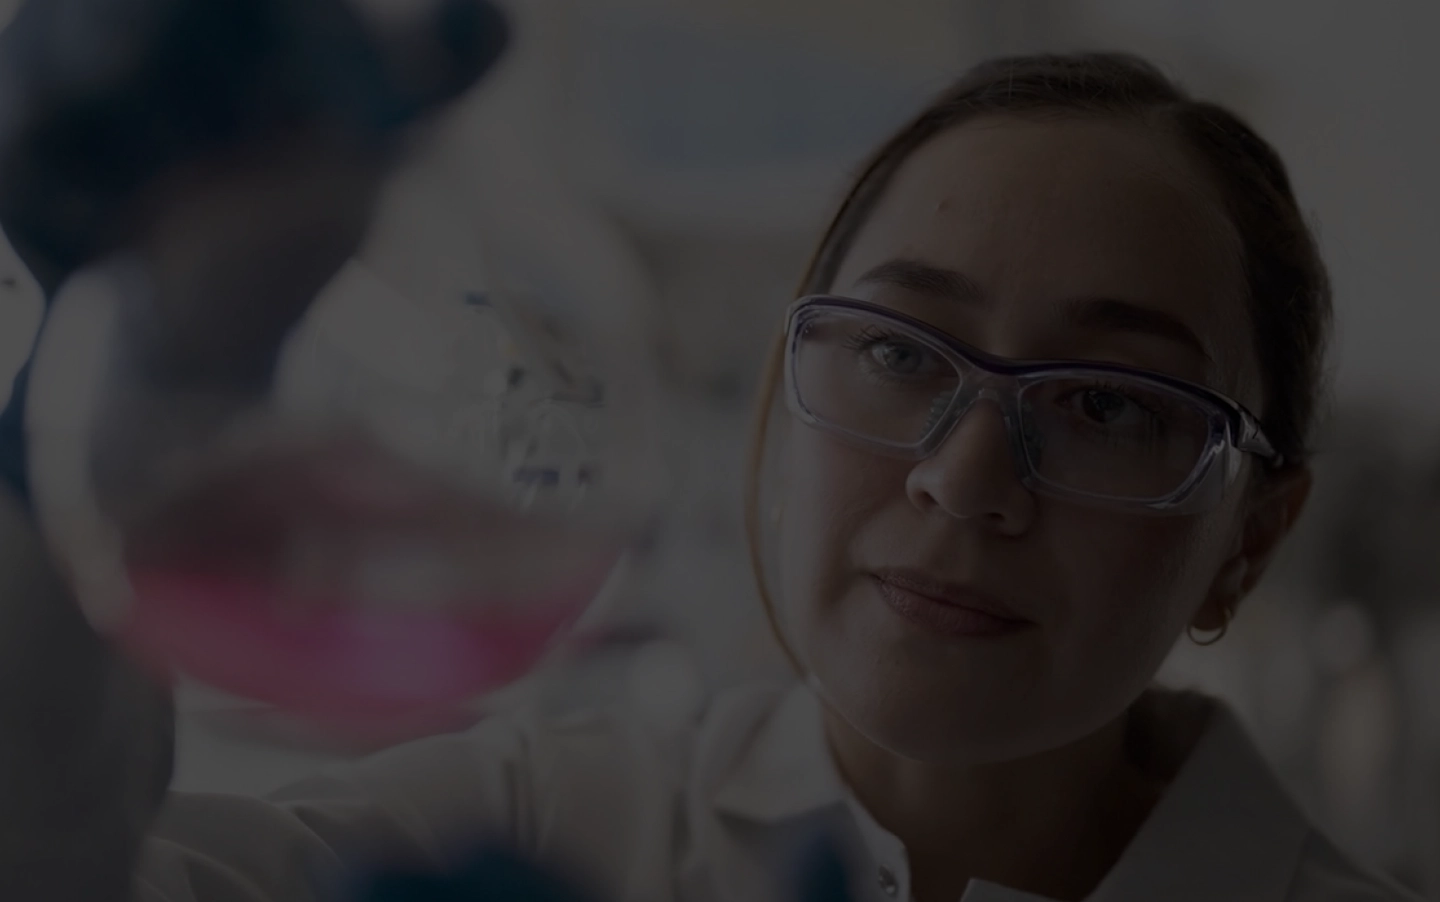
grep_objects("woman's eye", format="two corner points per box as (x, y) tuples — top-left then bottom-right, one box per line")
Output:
(1065, 387), (1166, 431)
(1079, 389), (1132, 424)
(871, 341), (928, 374)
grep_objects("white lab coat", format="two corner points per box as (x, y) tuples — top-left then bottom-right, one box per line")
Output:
(133, 681), (1421, 902)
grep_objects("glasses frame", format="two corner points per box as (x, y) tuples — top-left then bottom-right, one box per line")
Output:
(782, 296), (1281, 515)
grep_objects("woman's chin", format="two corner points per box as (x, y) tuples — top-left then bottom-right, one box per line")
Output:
(810, 659), (1051, 765)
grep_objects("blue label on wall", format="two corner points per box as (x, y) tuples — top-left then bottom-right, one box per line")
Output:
(572, 9), (929, 169)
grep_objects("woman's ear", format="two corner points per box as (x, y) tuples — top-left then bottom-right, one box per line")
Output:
(1238, 466), (1313, 594)
(1195, 465), (1313, 630)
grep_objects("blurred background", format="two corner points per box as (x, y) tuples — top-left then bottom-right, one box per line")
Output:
(3, 0), (1439, 894)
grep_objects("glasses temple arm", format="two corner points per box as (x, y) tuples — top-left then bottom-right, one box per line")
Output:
(1233, 412), (1284, 467)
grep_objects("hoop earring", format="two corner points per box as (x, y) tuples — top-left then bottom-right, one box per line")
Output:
(1188, 607), (1233, 647)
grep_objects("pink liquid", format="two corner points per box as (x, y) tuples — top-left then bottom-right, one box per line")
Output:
(121, 566), (602, 719)
(113, 432), (625, 723)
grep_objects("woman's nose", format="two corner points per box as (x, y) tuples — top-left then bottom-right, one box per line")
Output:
(904, 398), (1036, 535)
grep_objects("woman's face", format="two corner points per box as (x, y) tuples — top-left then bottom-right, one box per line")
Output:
(778, 116), (1288, 763)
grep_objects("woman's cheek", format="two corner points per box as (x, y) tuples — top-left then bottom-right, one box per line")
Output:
(777, 430), (899, 639)
(1047, 512), (1221, 664)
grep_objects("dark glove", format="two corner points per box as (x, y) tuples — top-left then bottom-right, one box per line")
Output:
(0, 0), (510, 504)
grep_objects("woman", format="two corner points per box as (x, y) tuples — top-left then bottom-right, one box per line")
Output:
(0, 0), (1418, 897)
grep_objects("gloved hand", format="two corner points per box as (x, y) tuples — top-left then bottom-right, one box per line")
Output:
(0, 2), (509, 897)
(0, 0), (510, 503)
(0, 0), (509, 292)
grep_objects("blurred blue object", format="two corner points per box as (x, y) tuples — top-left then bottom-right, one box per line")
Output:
(344, 832), (856, 902)
(794, 833), (856, 902)
(345, 845), (602, 902)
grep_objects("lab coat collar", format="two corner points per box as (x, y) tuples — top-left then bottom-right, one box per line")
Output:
(1084, 699), (1310, 902)
(712, 684), (1311, 902)
(711, 681), (849, 821)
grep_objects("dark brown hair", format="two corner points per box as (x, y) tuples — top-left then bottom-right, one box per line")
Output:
(744, 52), (1333, 672)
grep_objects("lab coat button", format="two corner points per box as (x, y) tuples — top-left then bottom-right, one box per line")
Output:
(877, 865), (900, 897)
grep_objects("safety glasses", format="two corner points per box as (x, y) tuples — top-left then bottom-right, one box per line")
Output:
(783, 296), (1280, 515)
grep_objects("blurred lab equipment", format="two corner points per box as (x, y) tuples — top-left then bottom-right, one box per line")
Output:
(10, 0), (664, 736)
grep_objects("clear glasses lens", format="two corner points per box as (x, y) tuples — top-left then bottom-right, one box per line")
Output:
(1017, 378), (1213, 500)
(791, 309), (960, 446)
(790, 307), (1217, 502)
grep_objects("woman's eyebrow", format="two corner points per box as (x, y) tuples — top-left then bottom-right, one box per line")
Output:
(856, 259), (987, 306)
(856, 258), (1212, 364)
(1061, 296), (1213, 365)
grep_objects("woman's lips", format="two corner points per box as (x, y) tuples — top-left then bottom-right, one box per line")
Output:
(872, 575), (1031, 638)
